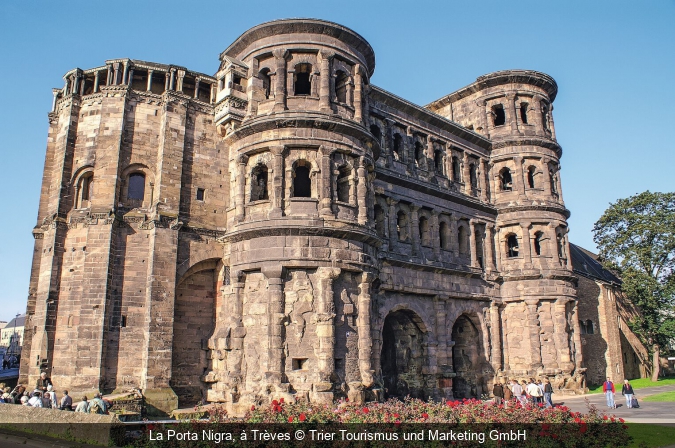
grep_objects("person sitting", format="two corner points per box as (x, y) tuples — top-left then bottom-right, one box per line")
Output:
(20, 395), (29, 405)
(87, 393), (107, 414)
(28, 391), (42, 407)
(59, 390), (73, 411)
(42, 391), (52, 408)
(36, 372), (52, 392)
(75, 396), (89, 413)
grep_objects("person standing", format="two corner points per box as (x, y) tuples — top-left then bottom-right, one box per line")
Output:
(512, 380), (524, 406)
(603, 377), (616, 409)
(543, 378), (554, 408)
(493, 381), (505, 405)
(527, 379), (542, 405)
(622, 379), (635, 409)
(503, 381), (513, 408)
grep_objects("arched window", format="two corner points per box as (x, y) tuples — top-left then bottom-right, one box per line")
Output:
(469, 163), (478, 189)
(527, 166), (536, 189)
(294, 64), (312, 96)
(414, 142), (424, 167)
(128, 173), (145, 200)
(458, 225), (469, 256)
(335, 70), (348, 103)
(393, 134), (402, 161)
(533, 231), (543, 256)
(520, 102), (529, 124)
(336, 165), (352, 203)
(475, 227), (484, 269)
(78, 173), (93, 208)
(251, 164), (269, 201)
(434, 149), (444, 174)
(439, 221), (451, 250)
(293, 162), (311, 198)
(452, 156), (461, 182)
(419, 216), (430, 246)
(259, 68), (271, 99)
(397, 211), (409, 241)
(500, 168), (513, 191)
(493, 104), (506, 126)
(370, 125), (382, 145)
(506, 234), (519, 258)
(374, 205), (386, 238)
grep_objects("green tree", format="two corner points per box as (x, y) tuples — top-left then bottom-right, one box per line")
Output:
(593, 191), (675, 380)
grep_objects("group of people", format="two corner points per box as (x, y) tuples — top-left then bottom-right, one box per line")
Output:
(492, 378), (555, 408)
(602, 377), (636, 409)
(1, 354), (19, 370)
(0, 371), (109, 414)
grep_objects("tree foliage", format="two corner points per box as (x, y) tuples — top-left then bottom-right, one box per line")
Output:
(593, 191), (675, 380)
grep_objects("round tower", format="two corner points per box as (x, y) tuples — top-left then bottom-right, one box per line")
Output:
(205, 19), (382, 410)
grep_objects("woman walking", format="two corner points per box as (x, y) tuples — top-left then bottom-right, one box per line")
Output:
(622, 379), (635, 409)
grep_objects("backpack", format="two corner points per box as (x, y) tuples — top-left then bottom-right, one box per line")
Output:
(89, 400), (103, 414)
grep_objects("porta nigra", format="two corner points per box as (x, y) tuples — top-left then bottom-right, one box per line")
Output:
(21, 19), (646, 415)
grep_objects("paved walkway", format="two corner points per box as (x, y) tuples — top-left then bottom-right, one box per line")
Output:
(555, 384), (675, 424)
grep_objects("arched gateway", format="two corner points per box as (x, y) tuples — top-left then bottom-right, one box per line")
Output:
(451, 314), (489, 399)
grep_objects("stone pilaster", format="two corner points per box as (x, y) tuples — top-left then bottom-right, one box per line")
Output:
(490, 303), (502, 372)
(269, 146), (285, 218)
(314, 267), (340, 403)
(273, 49), (287, 112)
(357, 272), (374, 388)
(411, 206), (421, 256)
(525, 298), (543, 372)
(356, 157), (368, 225)
(353, 65), (364, 124)
(387, 198), (398, 251)
(262, 266), (285, 385)
(234, 155), (248, 223)
(319, 50), (333, 112)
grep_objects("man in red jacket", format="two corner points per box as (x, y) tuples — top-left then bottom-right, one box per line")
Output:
(603, 377), (616, 409)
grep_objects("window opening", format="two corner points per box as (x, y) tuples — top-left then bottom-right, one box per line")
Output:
(500, 168), (513, 191)
(520, 102), (529, 124)
(292, 358), (308, 370)
(506, 234), (519, 258)
(434, 149), (443, 174)
(440, 221), (450, 250)
(336, 165), (351, 203)
(251, 165), (269, 201)
(452, 156), (461, 182)
(534, 231), (543, 256)
(259, 69), (271, 99)
(469, 163), (478, 189)
(493, 104), (506, 126)
(414, 142), (424, 167)
(586, 320), (594, 334)
(527, 166), (536, 189)
(293, 164), (311, 198)
(335, 70), (348, 103)
(370, 125), (382, 145)
(80, 174), (93, 207)
(475, 227), (484, 269)
(128, 173), (145, 200)
(294, 64), (312, 96)
(393, 134), (402, 161)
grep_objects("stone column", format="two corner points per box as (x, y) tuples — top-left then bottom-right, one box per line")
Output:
(555, 166), (565, 202)
(469, 220), (478, 268)
(462, 151), (471, 194)
(263, 266), (285, 385)
(269, 146), (285, 218)
(383, 119), (394, 166)
(319, 50), (333, 112)
(319, 146), (333, 217)
(571, 300), (584, 369)
(127, 68), (134, 88)
(245, 59), (258, 118)
(164, 72), (170, 91)
(194, 79), (200, 99)
(122, 62), (129, 86)
(210, 83), (215, 103)
(488, 161), (496, 202)
(234, 155), (248, 223)
(490, 303), (502, 371)
(552, 297), (572, 371)
(477, 99), (489, 138)
(92, 71), (100, 93)
(506, 93), (518, 133)
(169, 69), (176, 91)
(485, 224), (495, 272)
(146, 69), (153, 92)
(450, 216), (459, 259)
(525, 299), (543, 371)
(564, 232), (572, 270)
(431, 210), (441, 260)
(480, 159), (488, 201)
(387, 198), (398, 250)
(501, 305), (510, 371)
(357, 157), (368, 225)
(229, 272), (245, 377)
(411, 206), (421, 256)
(548, 104), (557, 140)
(513, 156), (525, 194)
(548, 223), (560, 266)
(494, 227), (502, 272)
(520, 221), (532, 268)
(177, 70), (186, 93)
(353, 65), (364, 123)
(273, 49), (287, 112)
(106, 65), (112, 86)
(314, 267), (340, 403)
(357, 272), (374, 387)
(434, 298), (449, 371)
(533, 95), (545, 136)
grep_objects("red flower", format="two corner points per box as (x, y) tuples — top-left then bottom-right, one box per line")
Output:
(422, 413), (429, 419)
(393, 413), (400, 418)
(574, 417), (581, 424)
(603, 415), (608, 420)
(272, 400), (279, 406)
(619, 418), (625, 423)
(580, 423), (588, 434)
(280, 398), (285, 403)
(622, 425), (628, 429)
(395, 421), (401, 426)
(362, 407), (369, 414)
(288, 416), (294, 423)
(250, 405), (255, 411)
(446, 400), (452, 406)
(299, 413), (307, 422)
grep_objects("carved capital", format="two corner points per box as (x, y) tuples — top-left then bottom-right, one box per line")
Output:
(237, 154), (249, 165)
(272, 48), (288, 60)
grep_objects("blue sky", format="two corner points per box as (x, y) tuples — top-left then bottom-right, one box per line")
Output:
(0, 0), (673, 321)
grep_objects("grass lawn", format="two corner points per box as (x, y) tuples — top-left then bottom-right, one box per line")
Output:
(627, 423), (675, 447)
(642, 391), (675, 402)
(588, 376), (675, 394)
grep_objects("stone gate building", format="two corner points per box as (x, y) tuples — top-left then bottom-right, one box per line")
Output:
(20, 18), (643, 415)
